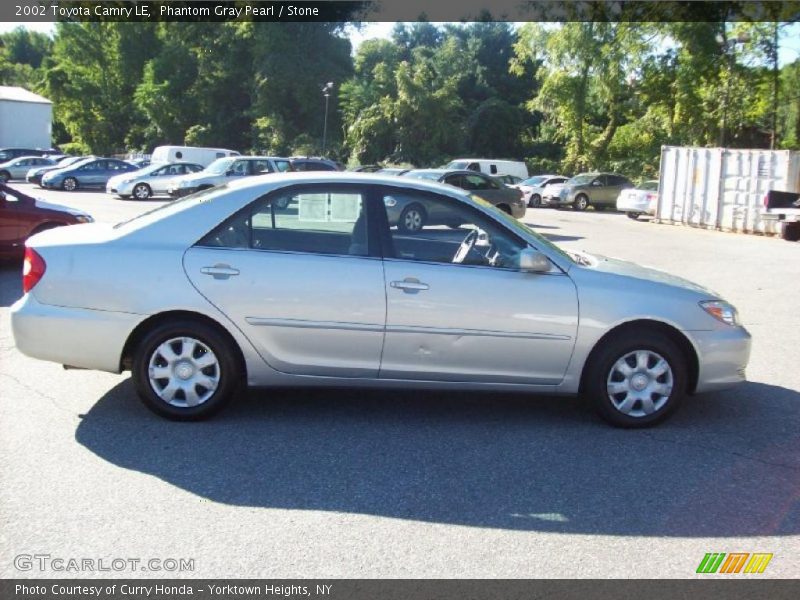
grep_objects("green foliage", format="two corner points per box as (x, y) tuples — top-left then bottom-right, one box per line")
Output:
(1, 20), (796, 176)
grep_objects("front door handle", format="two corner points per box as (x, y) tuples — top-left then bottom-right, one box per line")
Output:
(390, 278), (429, 294)
(201, 264), (240, 279)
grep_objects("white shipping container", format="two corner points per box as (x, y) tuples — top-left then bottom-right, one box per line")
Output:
(0, 86), (52, 149)
(657, 146), (800, 235)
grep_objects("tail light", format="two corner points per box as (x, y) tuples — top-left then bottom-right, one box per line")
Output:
(762, 192), (769, 207)
(22, 247), (46, 293)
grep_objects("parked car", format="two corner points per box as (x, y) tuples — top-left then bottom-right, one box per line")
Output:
(107, 162), (204, 199)
(0, 156), (57, 182)
(517, 174), (569, 207)
(445, 158), (529, 181)
(553, 173), (634, 211)
(27, 156), (89, 186)
(167, 156), (293, 198)
(350, 164), (383, 173)
(0, 182), (93, 259)
(127, 157), (151, 169)
(289, 158), (342, 171)
(403, 169), (525, 222)
(0, 147), (60, 162)
(10, 172), (751, 427)
(617, 180), (659, 220)
(41, 157), (139, 191)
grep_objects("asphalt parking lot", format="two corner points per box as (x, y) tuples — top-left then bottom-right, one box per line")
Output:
(1, 182), (798, 578)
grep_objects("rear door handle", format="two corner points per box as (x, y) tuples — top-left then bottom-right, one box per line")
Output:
(201, 264), (240, 279)
(390, 278), (429, 294)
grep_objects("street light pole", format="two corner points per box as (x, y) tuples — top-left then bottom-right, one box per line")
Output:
(321, 82), (334, 156)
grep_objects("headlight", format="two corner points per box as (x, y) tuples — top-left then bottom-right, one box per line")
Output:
(75, 215), (94, 223)
(119, 178), (135, 185)
(700, 300), (739, 326)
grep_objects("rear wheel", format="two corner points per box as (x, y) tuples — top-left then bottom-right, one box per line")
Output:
(497, 204), (512, 215)
(0, 171), (9, 183)
(584, 330), (687, 428)
(529, 194), (542, 208)
(626, 212), (641, 220)
(780, 221), (800, 242)
(62, 177), (78, 192)
(574, 194), (589, 211)
(132, 320), (241, 420)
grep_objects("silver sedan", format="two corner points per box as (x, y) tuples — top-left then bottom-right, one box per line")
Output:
(106, 161), (204, 199)
(11, 173), (751, 427)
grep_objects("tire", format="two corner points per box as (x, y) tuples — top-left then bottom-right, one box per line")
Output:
(583, 329), (687, 428)
(780, 221), (800, 242)
(626, 212), (641, 220)
(594, 205), (607, 212)
(529, 194), (542, 208)
(0, 171), (9, 183)
(574, 194), (589, 211)
(131, 319), (242, 421)
(398, 203), (426, 233)
(497, 204), (512, 215)
(132, 183), (152, 199)
(62, 177), (78, 192)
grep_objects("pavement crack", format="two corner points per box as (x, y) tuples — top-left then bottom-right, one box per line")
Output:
(0, 372), (75, 415)
(642, 433), (799, 472)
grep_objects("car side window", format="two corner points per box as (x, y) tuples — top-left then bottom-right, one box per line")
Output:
(274, 160), (291, 172)
(251, 160), (273, 174)
(464, 174), (491, 191)
(188, 164), (204, 173)
(380, 190), (525, 269)
(80, 162), (98, 171)
(198, 188), (369, 257)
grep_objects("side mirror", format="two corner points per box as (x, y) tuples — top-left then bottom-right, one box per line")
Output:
(519, 248), (552, 273)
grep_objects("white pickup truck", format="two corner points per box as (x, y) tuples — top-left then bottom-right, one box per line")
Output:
(762, 190), (800, 241)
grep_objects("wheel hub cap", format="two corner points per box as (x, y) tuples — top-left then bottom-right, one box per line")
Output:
(631, 373), (649, 391)
(175, 361), (195, 380)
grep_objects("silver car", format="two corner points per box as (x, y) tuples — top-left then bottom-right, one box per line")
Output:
(11, 173), (751, 427)
(167, 156), (292, 198)
(516, 174), (568, 207)
(106, 162), (204, 199)
(0, 156), (56, 182)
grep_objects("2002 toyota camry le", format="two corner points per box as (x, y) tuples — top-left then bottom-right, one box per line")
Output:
(11, 173), (751, 427)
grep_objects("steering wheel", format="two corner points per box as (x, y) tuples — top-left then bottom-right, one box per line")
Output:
(452, 229), (479, 264)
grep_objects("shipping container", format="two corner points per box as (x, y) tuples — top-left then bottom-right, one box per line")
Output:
(0, 86), (52, 149)
(657, 146), (800, 235)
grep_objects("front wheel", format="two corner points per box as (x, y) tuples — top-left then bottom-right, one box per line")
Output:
(398, 203), (426, 233)
(132, 183), (152, 199)
(529, 194), (541, 208)
(132, 320), (242, 420)
(574, 194), (589, 211)
(62, 177), (78, 191)
(584, 330), (687, 428)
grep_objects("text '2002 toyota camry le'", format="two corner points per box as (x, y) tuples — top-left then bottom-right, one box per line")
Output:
(11, 173), (751, 427)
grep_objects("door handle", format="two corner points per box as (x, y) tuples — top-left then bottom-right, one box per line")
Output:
(201, 264), (240, 279)
(390, 278), (429, 294)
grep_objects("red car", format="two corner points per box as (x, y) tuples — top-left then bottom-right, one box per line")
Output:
(0, 183), (93, 259)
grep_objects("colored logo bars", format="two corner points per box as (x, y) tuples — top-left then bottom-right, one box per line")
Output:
(696, 553), (773, 574)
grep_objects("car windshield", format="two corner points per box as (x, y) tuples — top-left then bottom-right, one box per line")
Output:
(204, 158), (236, 175)
(640, 180), (659, 191)
(468, 194), (575, 265)
(404, 170), (444, 181)
(522, 176), (547, 186)
(567, 174), (595, 185)
(58, 156), (81, 167)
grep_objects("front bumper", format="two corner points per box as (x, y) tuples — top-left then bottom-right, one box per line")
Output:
(690, 325), (752, 393)
(11, 292), (142, 374)
(40, 179), (61, 189)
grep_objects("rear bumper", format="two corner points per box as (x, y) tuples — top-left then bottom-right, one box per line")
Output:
(11, 293), (142, 373)
(690, 326), (752, 393)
